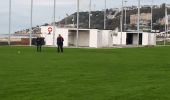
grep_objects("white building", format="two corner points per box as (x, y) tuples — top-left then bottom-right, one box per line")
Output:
(112, 32), (156, 45)
(41, 26), (156, 48)
(41, 26), (113, 48)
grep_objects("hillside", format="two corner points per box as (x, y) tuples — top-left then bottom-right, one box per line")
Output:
(14, 3), (170, 34)
(58, 3), (169, 31)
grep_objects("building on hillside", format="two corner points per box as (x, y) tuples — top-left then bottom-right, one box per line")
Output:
(141, 5), (151, 9)
(157, 15), (170, 25)
(130, 13), (151, 26)
(157, 15), (170, 31)
(131, 6), (138, 10)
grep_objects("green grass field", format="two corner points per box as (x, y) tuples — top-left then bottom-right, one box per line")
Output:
(0, 46), (170, 100)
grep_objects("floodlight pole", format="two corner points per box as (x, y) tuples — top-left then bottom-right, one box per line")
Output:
(168, 12), (169, 43)
(29, 0), (33, 46)
(53, 0), (56, 46)
(149, 0), (153, 45)
(164, 4), (167, 45)
(76, 0), (79, 48)
(8, 0), (11, 45)
(104, 0), (106, 29)
(89, 0), (91, 29)
(120, 0), (124, 45)
(137, 0), (140, 46)
(151, 0), (153, 32)
(124, 0), (127, 31)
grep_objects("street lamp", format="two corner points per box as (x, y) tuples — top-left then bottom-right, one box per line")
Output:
(8, 0), (11, 45)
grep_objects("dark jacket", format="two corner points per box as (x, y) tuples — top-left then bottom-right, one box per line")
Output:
(36, 37), (45, 45)
(57, 36), (64, 45)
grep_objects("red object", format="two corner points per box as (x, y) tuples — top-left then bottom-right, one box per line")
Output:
(48, 27), (53, 34)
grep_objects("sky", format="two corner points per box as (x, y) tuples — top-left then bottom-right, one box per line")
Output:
(0, 0), (169, 34)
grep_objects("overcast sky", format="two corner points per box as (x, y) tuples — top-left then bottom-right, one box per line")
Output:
(0, 0), (169, 34)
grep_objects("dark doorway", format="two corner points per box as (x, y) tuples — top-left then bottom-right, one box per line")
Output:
(126, 33), (133, 45)
(139, 33), (142, 45)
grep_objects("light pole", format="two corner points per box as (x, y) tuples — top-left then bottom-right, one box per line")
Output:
(164, 3), (168, 45)
(137, 0), (140, 46)
(120, 0), (124, 45)
(53, 0), (56, 46)
(89, 0), (91, 29)
(104, 0), (106, 29)
(124, 0), (127, 31)
(76, 0), (79, 48)
(168, 9), (169, 44)
(8, 0), (11, 45)
(151, 0), (153, 32)
(30, 0), (33, 46)
(149, 0), (153, 45)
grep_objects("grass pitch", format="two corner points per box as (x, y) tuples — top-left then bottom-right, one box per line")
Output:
(0, 46), (170, 100)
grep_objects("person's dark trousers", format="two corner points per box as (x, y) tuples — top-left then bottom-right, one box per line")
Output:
(57, 44), (63, 53)
(37, 45), (41, 52)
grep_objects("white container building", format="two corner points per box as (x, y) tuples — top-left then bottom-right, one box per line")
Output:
(41, 26), (156, 48)
(41, 26), (114, 48)
(112, 32), (156, 45)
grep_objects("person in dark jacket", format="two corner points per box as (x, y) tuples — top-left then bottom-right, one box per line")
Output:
(36, 36), (44, 52)
(57, 34), (64, 53)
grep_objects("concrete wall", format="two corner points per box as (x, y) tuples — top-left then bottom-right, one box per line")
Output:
(113, 32), (126, 45)
(133, 34), (138, 45)
(68, 31), (76, 46)
(89, 29), (97, 48)
(78, 30), (89, 47)
(41, 26), (53, 45)
(102, 30), (113, 47)
(112, 32), (119, 45)
(97, 30), (102, 48)
(68, 30), (90, 47)
(89, 29), (102, 48)
(41, 26), (68, 46)
(56, 28), (69, 47)
(143, 32), (156, 45)
(149, 33), (156, 45)
(142, 32), (148, 45)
